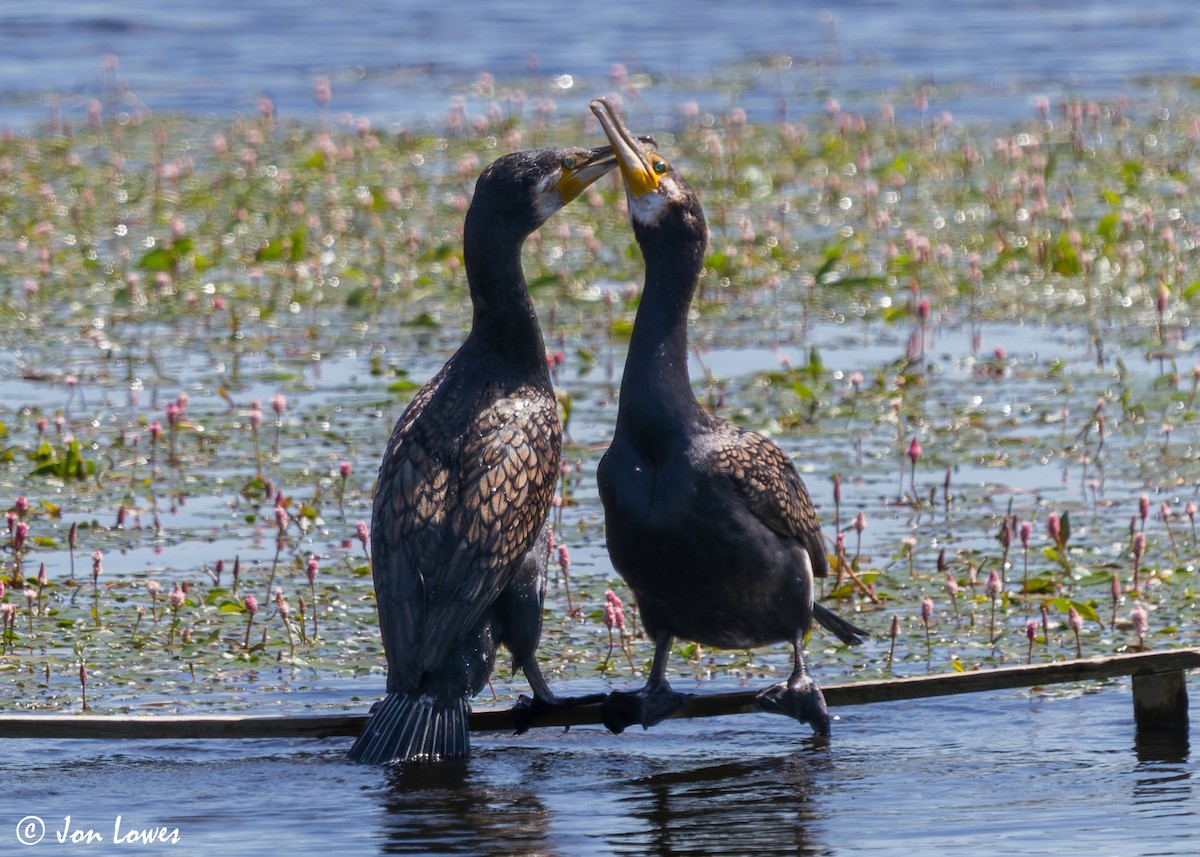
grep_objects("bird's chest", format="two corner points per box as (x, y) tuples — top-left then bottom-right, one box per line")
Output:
(597, 439), (706, 566)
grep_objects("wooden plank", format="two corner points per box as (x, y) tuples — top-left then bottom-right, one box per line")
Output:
(0, 713), (365, 740)
(1132, 671), (1190, 734)
(1, 649), (1196, 741)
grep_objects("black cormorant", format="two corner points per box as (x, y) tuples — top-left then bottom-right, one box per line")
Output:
(349, 145), (618, 764)
(590, 97), (868, 738)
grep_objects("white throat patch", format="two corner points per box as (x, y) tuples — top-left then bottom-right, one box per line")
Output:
(628, 186), (671, 227)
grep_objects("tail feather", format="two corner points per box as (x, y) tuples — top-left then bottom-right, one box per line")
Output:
(813, 601), (870, 646)
(348, 692), (470, 764)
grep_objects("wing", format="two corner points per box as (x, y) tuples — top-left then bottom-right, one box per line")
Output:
(705, 420), (830, 578)
(371, 374), (561, 693)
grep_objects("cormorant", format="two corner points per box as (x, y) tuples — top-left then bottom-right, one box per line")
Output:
(590, 97), (868, 737)
(349, 145), (618, 764)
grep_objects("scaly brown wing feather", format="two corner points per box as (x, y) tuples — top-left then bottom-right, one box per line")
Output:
(706, 420), (830, 578)
(371, 370), (561, 694)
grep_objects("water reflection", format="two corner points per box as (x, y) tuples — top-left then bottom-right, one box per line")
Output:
(1134, 731), (1190, 765)
(362, 695), (1200, 856)
(368, 729), (836, 855)
(377, 757), (553, 855)
(609, 753), (832, 856)
(1132, 731), (1194, 826)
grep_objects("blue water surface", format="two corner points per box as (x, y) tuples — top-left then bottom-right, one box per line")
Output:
(1, 0), (1198, 130)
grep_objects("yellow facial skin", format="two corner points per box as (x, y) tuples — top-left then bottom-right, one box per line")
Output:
(555, 146), (619, 204)
(589, 97), (670, 199)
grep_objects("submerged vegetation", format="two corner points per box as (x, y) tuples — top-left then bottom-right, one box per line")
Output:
(1, 71), (1200, 715)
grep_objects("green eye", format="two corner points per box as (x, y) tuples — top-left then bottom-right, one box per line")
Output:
(562, 156), (577, 170)
(652, 160), (668, 174)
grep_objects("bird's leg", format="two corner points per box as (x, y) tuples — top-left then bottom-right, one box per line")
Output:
(600, 631), (689, 734)
(508, 657), (605, 734)
(756, 635), (831, 736)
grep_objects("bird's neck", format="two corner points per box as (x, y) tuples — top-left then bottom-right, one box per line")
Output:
(617, 244), (707, 433)
(462, 227), (549, 372)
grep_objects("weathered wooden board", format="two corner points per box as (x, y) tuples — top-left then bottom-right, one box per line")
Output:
(1, 649), (1196, 740)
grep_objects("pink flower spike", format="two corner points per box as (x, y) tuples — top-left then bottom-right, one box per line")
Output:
(306, 558), (319, 584)
(169, 583), (185, 609)
(1131, 606), (1149, 641)
(356, 521), (369, 547)
(1026, 620), (1037, 643)
(271, 394), (287, 416)
(920, 595), (933, 623)
(1019, 520), (1032, 548)
(907, 437), (922, 465)
(244, 594), (259, 616)
(985, 569), (1002, 599)
(1068, 606), (1083, 634)
(1138, 493), (1150, 523)
(340, 461), (352, 479)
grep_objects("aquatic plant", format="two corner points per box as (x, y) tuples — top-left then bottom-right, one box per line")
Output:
(0, 74), (1196, 716)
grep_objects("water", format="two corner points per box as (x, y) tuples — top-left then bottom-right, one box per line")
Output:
(8, 686), (1196, 855)
(3, 2), (1200, 854)
(2, 1), (1200, 131)
(2, 251), (1197, 855)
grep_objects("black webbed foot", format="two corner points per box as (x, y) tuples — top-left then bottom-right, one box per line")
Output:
(509, 692), (606, 735)
(756, 672), (831, 736)
(600, 684), (689, 734)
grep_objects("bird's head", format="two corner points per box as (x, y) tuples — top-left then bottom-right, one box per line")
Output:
(470, 145), (619, 234)
(589, 97), (704, 239)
